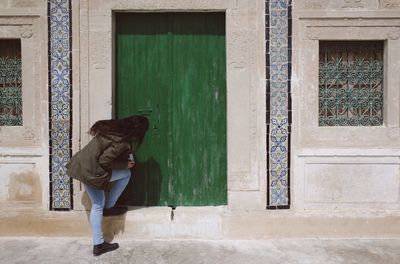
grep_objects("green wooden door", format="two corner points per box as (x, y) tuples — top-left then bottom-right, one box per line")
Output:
(116, 13), (226, 206)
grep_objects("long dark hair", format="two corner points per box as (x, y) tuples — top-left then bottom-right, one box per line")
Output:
(89, 115), (149, 143)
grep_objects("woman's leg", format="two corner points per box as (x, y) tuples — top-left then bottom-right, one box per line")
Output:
(104, 169), (131, 209)
(84, 184), (105, 245)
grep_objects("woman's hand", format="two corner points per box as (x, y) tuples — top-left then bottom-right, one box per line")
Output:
(128, 161), (135, 169)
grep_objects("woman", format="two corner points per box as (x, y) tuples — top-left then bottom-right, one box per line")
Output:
(66, 115), (149, 256)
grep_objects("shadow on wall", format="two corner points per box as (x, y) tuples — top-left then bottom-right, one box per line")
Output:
(118, 157), (162, 206)
(81, 157), (162, 242)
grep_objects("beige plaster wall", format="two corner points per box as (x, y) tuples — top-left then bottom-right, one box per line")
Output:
(0, 0), (398, 217)
(292, 0), (400, 213)
(75, 0), (267, 211)
(1, 0), (400, 239)
(0, 1), (49, 210)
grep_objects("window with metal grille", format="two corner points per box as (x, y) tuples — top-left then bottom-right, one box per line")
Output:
(319, 41), (384, 126)
(0, 39), (22, 126)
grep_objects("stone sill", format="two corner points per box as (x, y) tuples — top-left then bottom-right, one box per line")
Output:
(2, 205), (400, 239)
(0, 8), (43, 17)
(296, 148), (400, 157)
(0, 147), (48, 158)
(296, 10), (400, 19)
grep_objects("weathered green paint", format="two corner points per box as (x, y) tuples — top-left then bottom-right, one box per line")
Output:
(116, 13), (227, 206)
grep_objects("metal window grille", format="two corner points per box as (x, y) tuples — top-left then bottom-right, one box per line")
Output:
(0, 39), (22, 126)
(319, 41), (384, 126)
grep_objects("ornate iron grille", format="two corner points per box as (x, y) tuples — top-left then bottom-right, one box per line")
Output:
(0, 39), (22, 126)
(319, 41), (384, 126)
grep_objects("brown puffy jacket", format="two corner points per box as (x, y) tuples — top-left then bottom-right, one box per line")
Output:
(66, 134), (132, 190)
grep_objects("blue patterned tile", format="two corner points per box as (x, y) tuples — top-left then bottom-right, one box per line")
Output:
(270, 152), (288, 170)
(49, 0), (69, 13)
(270, 27), (288, 47)
(271, 63), (288, 82)
(270, 46), (288, 63)
(51, 101), (70, 120)
(270, 103), (288, 111)
(270, 118), (289, 135)
(270, 169), (288, 187)
(271, 187), (289, 205)
(270, 135), (288, 153)
(270, 9), (288, 27)
(270, 91), (289, 112)
(52, 175), (71, 190)
(270, 81), (287, 90)
(51, 51), (69, 72)
(53, 189), (71, 209)
(48, 0), (72, 210)
(270, 0), (288, 9)
(51, 154), (69, 172)
(267, 0), (291, 208)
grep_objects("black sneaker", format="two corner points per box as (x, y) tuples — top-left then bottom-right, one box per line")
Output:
(93, 241), (119, 256)
(103, 206), (128, 216)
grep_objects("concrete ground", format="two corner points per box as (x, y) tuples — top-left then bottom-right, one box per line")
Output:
(0, 238), (400, 264)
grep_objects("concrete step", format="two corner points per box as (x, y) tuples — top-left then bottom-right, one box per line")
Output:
(1, 206), (400, 239)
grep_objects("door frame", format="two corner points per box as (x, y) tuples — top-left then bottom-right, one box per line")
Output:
(77, 0), (266, 211)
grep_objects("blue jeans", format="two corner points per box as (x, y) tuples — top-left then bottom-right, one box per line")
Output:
(84, 169), (131, 245)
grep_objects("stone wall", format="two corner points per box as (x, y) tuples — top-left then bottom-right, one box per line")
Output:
(1, 0), (399, 217)
(292, 0), (400, 212)
(0, 1), (49, 210)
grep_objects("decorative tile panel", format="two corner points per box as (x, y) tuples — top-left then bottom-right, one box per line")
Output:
(266, 0), (292, 209)
(48, 0), (72, 210)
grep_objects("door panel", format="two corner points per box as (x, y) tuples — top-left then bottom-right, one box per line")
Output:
(116, 13), (226, 206)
